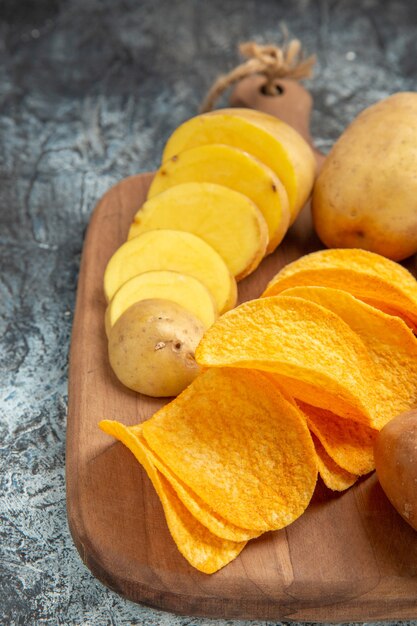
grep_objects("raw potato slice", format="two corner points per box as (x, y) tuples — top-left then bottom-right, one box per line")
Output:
(312, 434), (358, 492)
(128, 182), (268, 280)
(263, 248), (417, 330)
(142, 368), (318, 532)
(105, 270), (217, 336)
(129, 424), (259, 542)
(162, 108), (316, 223)
(196, 296), (382, 427)
(147, 144), (290, 254)
(103, 229), (237, 313)
(282, 286), (417, 430)
(297, 401), (377, 475)
(99, 420), (246, 574)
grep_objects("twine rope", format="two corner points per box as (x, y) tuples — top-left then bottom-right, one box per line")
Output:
(199, 38), (316, 113)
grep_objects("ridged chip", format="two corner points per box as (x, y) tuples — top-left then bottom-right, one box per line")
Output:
(99, 419), (246, 574)
(141, 368), (318, 532)
(196, 296), (381, 426)
(297, 401), (377, 475)
(312, 434), (358, 492)
(281, 286), (417, 429)
(130, 424), (258, 542)
(271, 248), (417, 291)
(263, 248), (417, 331)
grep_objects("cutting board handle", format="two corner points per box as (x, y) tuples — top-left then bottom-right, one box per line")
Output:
(229, 75), (324, 165)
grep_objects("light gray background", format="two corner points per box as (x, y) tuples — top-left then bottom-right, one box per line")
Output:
(1, 0), (417, 623)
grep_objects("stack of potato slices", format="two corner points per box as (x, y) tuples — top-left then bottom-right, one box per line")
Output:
(103, 109), (316, 396)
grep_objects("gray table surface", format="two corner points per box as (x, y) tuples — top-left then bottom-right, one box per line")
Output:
(1, 0), (417, 624)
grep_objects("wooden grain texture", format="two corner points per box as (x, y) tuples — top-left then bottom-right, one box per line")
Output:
(67, 78), (417, 621)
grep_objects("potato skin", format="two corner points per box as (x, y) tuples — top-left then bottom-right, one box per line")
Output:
(374, 410), (417, 531)
(312, 92), (417, 261)
(108, 298), (204, 397)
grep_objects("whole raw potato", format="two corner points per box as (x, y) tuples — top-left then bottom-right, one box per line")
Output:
(312, 93), (417, 261)
(374, 410), (417, 531)
(108, 298), (205, 397)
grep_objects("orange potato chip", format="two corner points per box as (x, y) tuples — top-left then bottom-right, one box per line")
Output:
(263, 248), (417, 331)
(275, 248), (417, 292)
(312, 434), (358, 492)
(129, 424), (258, 542)
(296, 401), (377, 475)
(141, 368), (318, 532)
(99, 419), (246, 574)
(264, 268), (417, 332)
(281, 286), (417, 429)
(196, 296), (382, 426)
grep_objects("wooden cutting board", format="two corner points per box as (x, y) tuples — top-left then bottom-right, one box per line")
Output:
(66, 77), (417, 621)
